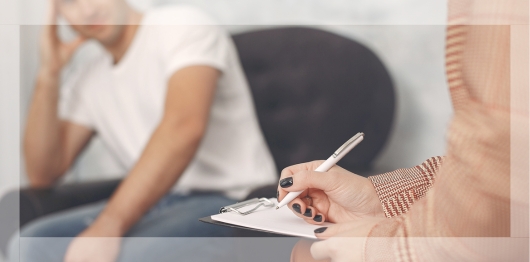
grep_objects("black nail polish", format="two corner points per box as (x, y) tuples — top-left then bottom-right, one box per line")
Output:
(313, 215), (323, 222)
(276, 190), (279, 201)
(314, 227), (327, 234)
(279, 177), (293, 188)
(292, 203), (301, 213)
(303, 208), (312, 217)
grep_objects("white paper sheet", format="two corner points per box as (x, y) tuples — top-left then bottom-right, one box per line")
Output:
(211, 198), (333, 239)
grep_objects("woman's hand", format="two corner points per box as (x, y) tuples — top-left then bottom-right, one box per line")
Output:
(291, 217), (387, 262)
(277, 160), (385, 224)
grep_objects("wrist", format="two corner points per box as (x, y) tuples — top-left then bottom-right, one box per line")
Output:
(91, 212), (127, 237)
(37, 67), (61, 84)
(363, 178), (386, 218)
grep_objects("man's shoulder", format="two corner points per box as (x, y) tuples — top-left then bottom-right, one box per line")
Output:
(143, 5), (218, 25)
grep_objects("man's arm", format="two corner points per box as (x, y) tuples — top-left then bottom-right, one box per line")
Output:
(24, 70), (93, 188)
(25, 7), (90, 187)
(84, 66), (219, 236)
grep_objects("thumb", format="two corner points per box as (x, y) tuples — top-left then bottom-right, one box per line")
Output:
(310, 235), (365, 261)
(309, 239), (332, 261)
(313, 218), (385, 239)
(279, 169), (343, 193)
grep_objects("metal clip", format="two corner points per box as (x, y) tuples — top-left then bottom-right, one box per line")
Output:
(219, 198), (275, 216)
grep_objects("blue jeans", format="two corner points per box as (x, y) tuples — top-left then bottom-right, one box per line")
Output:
(8, 193), (237, 262)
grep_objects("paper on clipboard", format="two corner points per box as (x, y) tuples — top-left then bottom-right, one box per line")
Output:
(208, 198), (333, 239)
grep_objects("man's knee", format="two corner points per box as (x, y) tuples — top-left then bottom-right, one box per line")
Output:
(20, 200), (105, 238)
(7, 232), (72, 262)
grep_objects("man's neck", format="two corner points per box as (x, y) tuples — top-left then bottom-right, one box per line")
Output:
(104, 9), (143, 64)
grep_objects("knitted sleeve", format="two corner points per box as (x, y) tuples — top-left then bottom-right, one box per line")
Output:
(368, 156), (444, 218)
(364, 0), (526, 260)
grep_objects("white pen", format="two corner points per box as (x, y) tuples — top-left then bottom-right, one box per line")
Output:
(276, 132), (364, 210)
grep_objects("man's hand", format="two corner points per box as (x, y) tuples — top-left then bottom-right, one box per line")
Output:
(24, 1), (93, 188)
(41, 0), (86, 76)
(278, 161), (385, 224)
(64, 219), (122, 262)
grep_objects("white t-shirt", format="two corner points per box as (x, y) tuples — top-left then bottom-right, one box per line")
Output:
(59, 6), (277, 199)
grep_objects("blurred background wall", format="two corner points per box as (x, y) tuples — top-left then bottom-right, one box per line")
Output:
(7, 0), (452, 193)
(0, 0), (20, 200)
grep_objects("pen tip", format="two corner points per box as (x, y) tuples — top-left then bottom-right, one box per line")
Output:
(275, 206), (279, 210)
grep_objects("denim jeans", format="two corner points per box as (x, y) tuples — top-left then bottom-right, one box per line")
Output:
(8, 193), (237, 262)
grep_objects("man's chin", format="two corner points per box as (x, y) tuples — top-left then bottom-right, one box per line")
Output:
(85, 27), (118, 46)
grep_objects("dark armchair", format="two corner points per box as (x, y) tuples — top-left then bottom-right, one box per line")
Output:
(0, 26), (394, 253)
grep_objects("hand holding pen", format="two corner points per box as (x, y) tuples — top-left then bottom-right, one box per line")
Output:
(276, 133), (386, 225)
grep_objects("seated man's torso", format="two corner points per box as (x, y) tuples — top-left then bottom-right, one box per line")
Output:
(60, 6), (277, 199)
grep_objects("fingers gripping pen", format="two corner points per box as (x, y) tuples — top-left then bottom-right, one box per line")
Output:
(276, 132), (364, 209)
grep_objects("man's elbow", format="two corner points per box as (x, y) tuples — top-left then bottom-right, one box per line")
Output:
(27, 172), (57, 188)
(180, 121), (206, 147)
(25, 163), (66, 189)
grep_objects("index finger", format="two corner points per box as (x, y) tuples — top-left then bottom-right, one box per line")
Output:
(279, 160), (326, 180)
(277, 161), (324, 203)
(280, 160), (351, 180)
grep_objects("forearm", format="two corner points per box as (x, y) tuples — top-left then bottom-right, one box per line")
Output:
(24, 69), (65, 187)
(92, 120), (204, 236)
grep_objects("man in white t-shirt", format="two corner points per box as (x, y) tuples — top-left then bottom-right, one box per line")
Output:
(9, 0), (276, 261)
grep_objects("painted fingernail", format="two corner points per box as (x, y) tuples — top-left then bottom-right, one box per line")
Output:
(279, 177), (293, 188)
(314, 227), (327, 234)
(303, 208), (312, 217)
(276, 190), (279, 201)
(313, 215), (323, 222)
(292, 203), (301, 213)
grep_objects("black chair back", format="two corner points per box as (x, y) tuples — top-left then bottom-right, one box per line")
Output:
(232, 27), (395, 175)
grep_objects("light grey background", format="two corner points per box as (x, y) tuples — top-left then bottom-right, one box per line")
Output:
(0, 13), (20, 203)
(3, 0), (452, 196)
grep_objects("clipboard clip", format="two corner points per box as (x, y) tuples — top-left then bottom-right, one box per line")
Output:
(219, 198), (275, 216)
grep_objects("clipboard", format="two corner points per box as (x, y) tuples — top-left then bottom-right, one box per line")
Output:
(199, 198), (285, 236)
(198, 216), (288, 236)
(199, 198), (332, 239)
